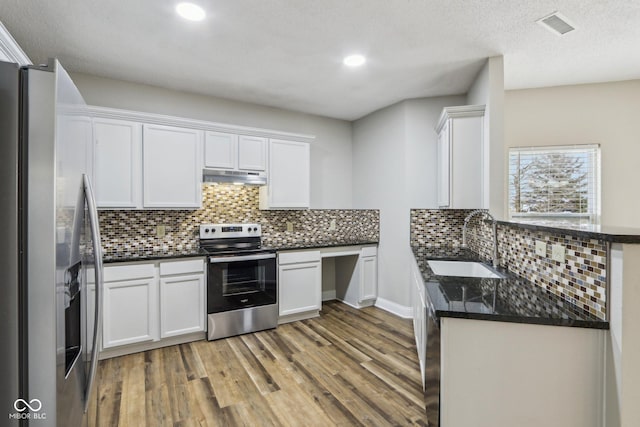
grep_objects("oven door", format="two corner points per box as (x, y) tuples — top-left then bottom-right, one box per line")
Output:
(207, 252), (277, 313)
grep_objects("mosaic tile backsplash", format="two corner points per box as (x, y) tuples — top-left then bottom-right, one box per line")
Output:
(410, 209), (607, 320)
(99, 184), (379, 255)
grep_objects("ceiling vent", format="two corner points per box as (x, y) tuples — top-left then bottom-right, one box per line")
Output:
(537, 12), (576, 36)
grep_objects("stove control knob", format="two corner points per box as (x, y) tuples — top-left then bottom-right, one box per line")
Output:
(211, 229), (216, 233)
(253, 227), (258, 231)
(204, 228), (210, 233)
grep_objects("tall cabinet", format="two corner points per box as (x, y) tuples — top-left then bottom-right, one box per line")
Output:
(435, 105), (486, 209)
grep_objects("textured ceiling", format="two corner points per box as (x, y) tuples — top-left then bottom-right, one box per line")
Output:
(1, 0), (639, 120)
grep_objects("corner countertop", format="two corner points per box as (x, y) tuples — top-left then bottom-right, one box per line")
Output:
(103, 240), (379, 263)
(499, 220), (640, 244)
(412, 246), (608, 330)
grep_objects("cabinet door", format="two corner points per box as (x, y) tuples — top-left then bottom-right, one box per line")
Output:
(262, 139), (310, 209)
(450, 115), (484, 209)
(143, 124), (202, 208)
(359, 255), (378, 302)
(437, 120), (451, 208)
(418, 292), (427, 388)
(238, 135), (267, 171)
(160, 273), (205, 338)
(278, 261), (321, 316)
(205, 131), (237, 170)
(103, 277), (158, 348)
(94, 118), (142, 208)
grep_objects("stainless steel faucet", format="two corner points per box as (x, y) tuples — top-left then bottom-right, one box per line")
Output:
(461, 209), (500, 268)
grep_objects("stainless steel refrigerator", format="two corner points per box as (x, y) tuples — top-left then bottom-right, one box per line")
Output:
(0, 59), (103, 426)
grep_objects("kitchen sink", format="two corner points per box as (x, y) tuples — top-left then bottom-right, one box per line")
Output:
(448, 300), (495, 314)
(427, 260), (504, 279)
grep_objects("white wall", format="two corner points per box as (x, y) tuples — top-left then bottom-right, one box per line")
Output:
(467, 56), (505, 219)
(505, 79), (640, 227)
(352, 95), (465, 310)
(69, 72), (353, 209)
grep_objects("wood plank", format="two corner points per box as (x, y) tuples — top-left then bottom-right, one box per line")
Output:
(227, 335), (281, 395)
(179, 342), (208, 381)
(119, 352), (146, 427)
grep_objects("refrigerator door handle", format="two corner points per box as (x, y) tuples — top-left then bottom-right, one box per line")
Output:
(83, 174), (103, 413)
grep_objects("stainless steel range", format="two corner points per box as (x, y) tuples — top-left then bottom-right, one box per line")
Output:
(199, 223), (278, 340)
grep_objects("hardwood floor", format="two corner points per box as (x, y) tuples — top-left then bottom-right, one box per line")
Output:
(94, 301), (428, 426)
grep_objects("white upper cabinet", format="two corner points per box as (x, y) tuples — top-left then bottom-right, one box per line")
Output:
(89, 106), (315, 209)
(238, 135), (267, 171)
(204, 132), (267, 172)
(94, 118), (142, 208)
(435, 105), (486, 209)
(260, 139), (310, 209)
(143, 124), (202, 209)
(204, 131), (237, 170)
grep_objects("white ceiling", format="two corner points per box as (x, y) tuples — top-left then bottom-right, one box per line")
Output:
(1, 0), (639, 121)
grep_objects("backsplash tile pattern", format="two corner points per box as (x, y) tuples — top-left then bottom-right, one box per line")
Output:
(410, 209), (607, 320)
(99, 184), (379, 256)
(409, 209), (470, 247)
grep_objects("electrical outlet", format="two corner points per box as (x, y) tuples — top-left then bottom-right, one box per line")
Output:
(157, 225), (166, 238)
(286, 221), (294, 232)
(551, 244), (565, 263)
(329, 219), (337, 231)
(535, 241), (547, 257)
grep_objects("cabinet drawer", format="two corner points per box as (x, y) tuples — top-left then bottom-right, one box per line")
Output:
(361, 246), (377, 257)
(278, 250), (321, 265)
(159, 258), (205, 276)
(104, 263), (156, 282)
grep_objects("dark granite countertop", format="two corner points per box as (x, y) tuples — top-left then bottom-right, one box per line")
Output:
(103, 240), (379, 263)
(499, 220), (640, 243)
(103, 248), (207, 263)
(269, 240), (379, 251)
(412, 246), (609, 330)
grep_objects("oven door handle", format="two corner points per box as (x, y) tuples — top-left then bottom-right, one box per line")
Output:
(209, 253), (276, 263)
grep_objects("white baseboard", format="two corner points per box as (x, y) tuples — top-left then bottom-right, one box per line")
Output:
(322, 290), (336, 301)
(335, 297), (375, 310)
(278, 310), (320, 324)
(99, 332), (205, 360)
(374, 297), (412, 319)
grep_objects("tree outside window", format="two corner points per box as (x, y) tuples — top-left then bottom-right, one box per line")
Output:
(509, 145), (600, 225)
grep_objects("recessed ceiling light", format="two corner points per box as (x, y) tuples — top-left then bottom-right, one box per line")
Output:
(343, 54), (366, 67)
(176, 2), (206, 21)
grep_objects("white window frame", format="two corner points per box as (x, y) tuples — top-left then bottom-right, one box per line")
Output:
(508, 144), (601, 225)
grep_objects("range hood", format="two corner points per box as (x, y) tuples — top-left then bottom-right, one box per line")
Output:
(203, 169), (267, 185)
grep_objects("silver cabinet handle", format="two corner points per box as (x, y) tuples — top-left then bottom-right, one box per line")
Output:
(209, 253), (276, 263)
(83, 174), (103, 413)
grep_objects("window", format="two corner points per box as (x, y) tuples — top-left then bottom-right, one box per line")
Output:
(508, 145), (601, 225)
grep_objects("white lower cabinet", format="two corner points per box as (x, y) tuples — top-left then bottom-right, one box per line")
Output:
(278, 250), (322, 321)
(359, 246), (378, 303)
(160, 273), (205, 338)
(411, 255), (427, 389)
(102, 263), (158, 349)
(101, 258), (205, 357)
